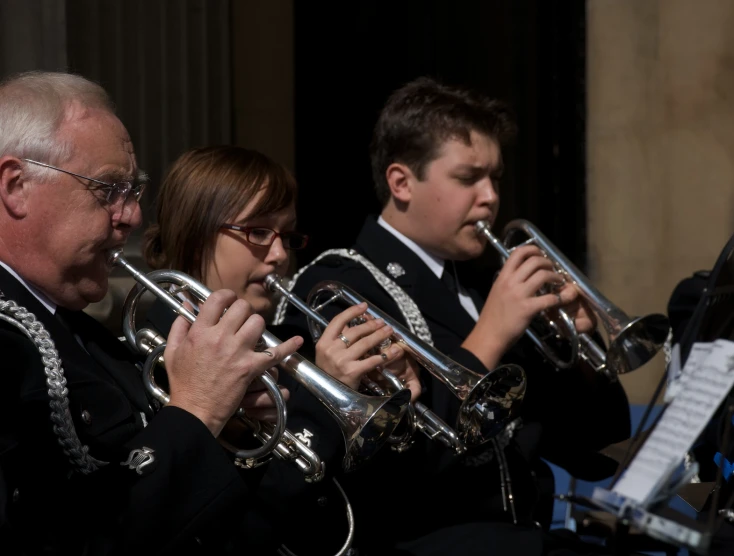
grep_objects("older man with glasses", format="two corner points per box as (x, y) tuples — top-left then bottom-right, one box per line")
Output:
(0, 70), (303, 555)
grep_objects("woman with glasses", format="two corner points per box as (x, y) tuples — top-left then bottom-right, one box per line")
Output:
(141, 145), (420, 554)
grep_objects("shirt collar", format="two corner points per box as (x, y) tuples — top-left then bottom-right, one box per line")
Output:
(0, 260), (57, 315)
(377, 215), (445, 279)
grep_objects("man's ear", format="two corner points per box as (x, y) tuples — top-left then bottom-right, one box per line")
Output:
(0, 156), (30, 217)
(385, 162), (416, 203)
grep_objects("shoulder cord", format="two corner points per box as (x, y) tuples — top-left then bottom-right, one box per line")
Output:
(0, 297), (106, 474)
(274, 249), (434, 345)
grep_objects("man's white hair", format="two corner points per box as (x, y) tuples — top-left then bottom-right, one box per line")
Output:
(0, 70), (115, 180)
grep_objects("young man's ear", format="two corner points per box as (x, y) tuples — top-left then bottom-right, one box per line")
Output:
(0, 157), (30, 217)
(385, 162), (415, 203)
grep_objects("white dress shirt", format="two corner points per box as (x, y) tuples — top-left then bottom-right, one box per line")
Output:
(377, 216), (480, 321)
(0, 260), (57, 315)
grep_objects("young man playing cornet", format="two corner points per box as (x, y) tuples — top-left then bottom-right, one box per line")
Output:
(279, 76), (631, 555)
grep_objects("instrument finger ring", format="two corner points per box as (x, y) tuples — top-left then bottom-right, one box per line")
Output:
(401, 378), (407, 385)
(338, 334), (351, 348)
(380, 352), (388, 362)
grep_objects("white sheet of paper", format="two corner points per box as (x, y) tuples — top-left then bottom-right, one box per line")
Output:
(665, 342), (712, 402)
(664, 343), (682, 402)
(612, 339), (734, 504)
(677, 342), (715, 387)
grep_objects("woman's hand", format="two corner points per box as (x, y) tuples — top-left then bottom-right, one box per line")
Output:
(314, 302), (404, 390)
(366, 347), (422, 402)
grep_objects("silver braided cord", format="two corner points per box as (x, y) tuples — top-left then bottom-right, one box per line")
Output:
(274, 249), (435, 345)
(0, 299), (107, 474)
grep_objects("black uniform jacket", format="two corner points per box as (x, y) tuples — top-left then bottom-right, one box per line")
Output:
(280, 215), (631, 553)
(144, 299), (353, 555)
(0, 266), (259, 555)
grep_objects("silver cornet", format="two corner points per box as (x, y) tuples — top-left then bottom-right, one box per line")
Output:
(475, 219), (671, 376)
(265, 273), (466, 455)
(304, 281), (526, 448)
(110, 249), (410, 479)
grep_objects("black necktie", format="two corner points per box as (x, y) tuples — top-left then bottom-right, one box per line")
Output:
(55, 306), (75, 335)
(442, 262), (484, 315)
(55, 307), (90, 354)
(441, 262), (459, 297)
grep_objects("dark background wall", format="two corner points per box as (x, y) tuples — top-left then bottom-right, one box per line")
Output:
(0, 0), (587, 326)
(291, 0), (587, 283)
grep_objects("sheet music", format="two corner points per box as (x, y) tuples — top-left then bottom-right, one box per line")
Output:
(665, 342), (712, 402)
(613, 339), (734, 504)
(663, 343), (681, 402)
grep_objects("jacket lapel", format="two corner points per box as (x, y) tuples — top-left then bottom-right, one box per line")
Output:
(354, 217), (478, 341)
(0, 267), (102, 385)
(0, 267), (153, 419)
(60, 307), (155, 419)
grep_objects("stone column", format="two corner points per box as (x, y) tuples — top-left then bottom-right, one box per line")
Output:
(587, 0), (734, 404)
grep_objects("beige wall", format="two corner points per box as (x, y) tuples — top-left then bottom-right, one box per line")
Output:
(588, 0), (734, 404)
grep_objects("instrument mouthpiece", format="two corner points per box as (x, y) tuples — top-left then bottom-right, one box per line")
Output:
(106, 248), (124, 267)
(263, 273), (280, 293)
(475, 220), (490, 233)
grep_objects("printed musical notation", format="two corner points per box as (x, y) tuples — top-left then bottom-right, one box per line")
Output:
(613, 339), (734, 504)
(664, 343), (682, 403)
(667, 342), (715, 400)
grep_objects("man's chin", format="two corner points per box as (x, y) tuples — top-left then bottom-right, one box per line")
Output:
(452, 241), (485, 261)
(79, 275), (110, 306)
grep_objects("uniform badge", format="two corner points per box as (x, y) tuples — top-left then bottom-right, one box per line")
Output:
(121, 446), (156, 475)
(295, 428), (314, 447)
(386, 262), (405, 278)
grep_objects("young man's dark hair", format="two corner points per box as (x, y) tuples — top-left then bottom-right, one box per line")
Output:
(370, 76), (517, 206)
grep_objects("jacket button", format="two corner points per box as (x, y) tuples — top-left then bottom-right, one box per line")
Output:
(81, 410), (92, 425)
(317, 496), (328, 507)
(12, 488), (19, 502)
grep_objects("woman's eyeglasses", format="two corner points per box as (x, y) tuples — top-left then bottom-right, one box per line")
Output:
(220, 224), (309, 250)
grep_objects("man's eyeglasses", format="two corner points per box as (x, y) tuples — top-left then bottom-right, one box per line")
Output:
(220, 224), (309, 250)
(21, 158), (148, 207)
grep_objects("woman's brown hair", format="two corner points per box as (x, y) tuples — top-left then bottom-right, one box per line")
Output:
(143, 146), (297, 280)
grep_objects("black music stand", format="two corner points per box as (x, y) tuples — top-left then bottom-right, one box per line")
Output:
(558, 390), (734, 556)
(677, 233), (734, 365)
(558, 233), (734, 554)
